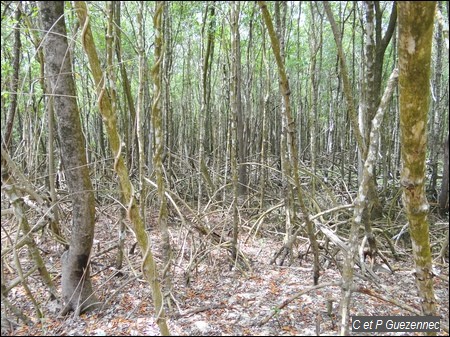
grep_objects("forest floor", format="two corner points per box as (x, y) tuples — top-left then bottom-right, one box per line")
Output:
(1, 204), (449, 336)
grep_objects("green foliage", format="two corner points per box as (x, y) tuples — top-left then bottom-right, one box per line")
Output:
(0, 0), (447, 207)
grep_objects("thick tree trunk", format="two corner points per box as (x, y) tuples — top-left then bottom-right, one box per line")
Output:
(38, 1), (98, 314)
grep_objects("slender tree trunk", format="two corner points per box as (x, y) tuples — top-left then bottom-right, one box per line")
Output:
(338, 69), (398, 335)
(152, 0), (172, 281)
(38, 1), (98, 314)
(398, 1), (437, 317)
(323, 1), (365, 158)
(3, 6), (21, 151)
(439, 135), (449, 213)
(163, 2), (174, 189)
(74, 2), (169, 333)
(308, 2), (320, 194)
(360, 0), (378, 258)
(259, 28), (270, 210)
(230, 1), (240, 264)
(197, 4), (215, 210)
(136, 2), (148, 237)
(233, 2), (247, 196)
(106, 1), (125, 271)
(259, 1), (320, 284)
(429, 1), (444, 197)
(274, 0), (296, 265)
(113, 1), (137, 171)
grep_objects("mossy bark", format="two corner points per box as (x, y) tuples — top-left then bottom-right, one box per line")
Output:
(398, 1), (437, 317)
(74, 2), (170, 334)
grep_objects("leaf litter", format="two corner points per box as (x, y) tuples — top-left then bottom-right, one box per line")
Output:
(1, 205), (448, 336)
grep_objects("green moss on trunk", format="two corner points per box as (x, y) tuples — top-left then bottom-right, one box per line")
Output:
(398, 1), (437, 317)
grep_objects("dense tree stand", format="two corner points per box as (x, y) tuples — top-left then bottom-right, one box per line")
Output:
(1, 1), (448, 336)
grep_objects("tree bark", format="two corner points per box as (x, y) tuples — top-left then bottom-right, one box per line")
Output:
(360, 0), (379, 260)
(197, 3), (216, 210)
(3, 5), (21, 151)
(398, 1), (437, 317)
(430, 2), (444, 198)
(308, 2), (320, 193)
(259, 1), (320, 284)
(439, 135), (449, 213)
(152, 0), (172, 281)
(232, 2), (247, 196)
(230, 1), (241, 264)
(338, 69), (398, 335)
(74, 2), (169, 333)
(38, 1), (98, 314)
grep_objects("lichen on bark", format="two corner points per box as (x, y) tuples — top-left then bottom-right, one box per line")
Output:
(398, 1), (437, 317)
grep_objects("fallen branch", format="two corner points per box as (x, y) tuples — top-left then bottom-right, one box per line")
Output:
(175, 303), (228, 318)
(355, 286), (420, 315)
(270, 204), (353, 265)
(257, 281), (342, 326)
(145, 177), (251, 271)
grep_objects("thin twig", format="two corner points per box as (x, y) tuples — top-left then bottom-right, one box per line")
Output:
(258, 281), (342, 326)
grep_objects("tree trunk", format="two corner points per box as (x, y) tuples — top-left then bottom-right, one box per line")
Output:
(338, 69), (398, 335)
(152, 0), (172, 280)
(259, 28), (270, 210)
(259, 0), (320, 284)
(74, 2), (169, 334)
(38, 1), (98, 314)
(439, 135), (449, 213)
(308, 2), (320, 194)
(360, 0), (379, 259)
(398, 1), (437, 317)
(3, 5), (21, 151)
(430, 2), (444, 198)
(136, 1), (149, 239)
(230, 1), (241, 264)
(275, 0), (296, 265)
(233, 2), (247, 196)
(323, 1), (365, 159)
